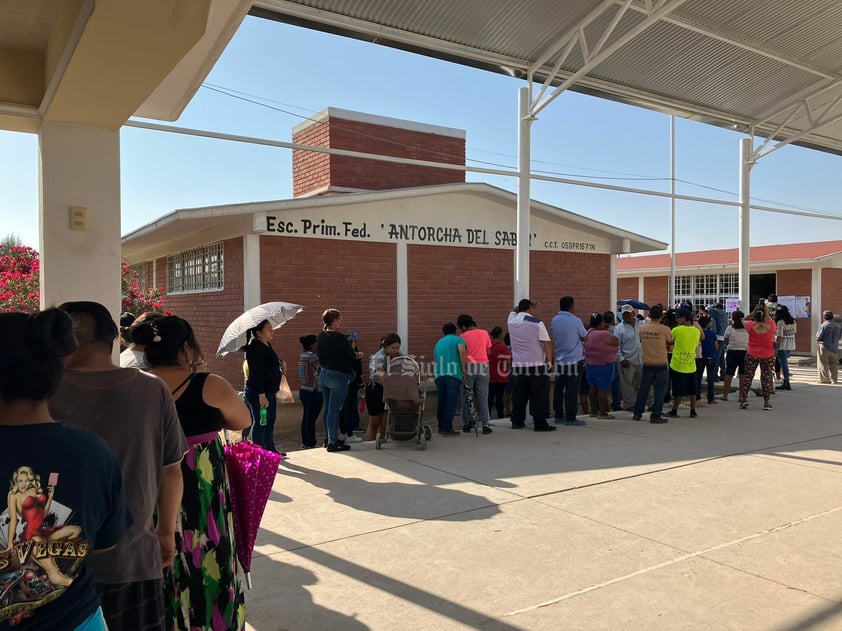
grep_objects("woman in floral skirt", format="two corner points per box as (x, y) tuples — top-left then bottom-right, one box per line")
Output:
(134, 316), (251, 630)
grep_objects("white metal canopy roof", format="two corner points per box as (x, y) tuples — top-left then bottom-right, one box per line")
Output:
(252, 0), (842, 157)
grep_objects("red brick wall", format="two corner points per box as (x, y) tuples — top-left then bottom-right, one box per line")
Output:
(407, 245), (513, 371)
(292, 120), (331, 198)
(530, 251), (611, 324)
(155, 236), (614, 386)
(821, 268), (842, 317)
(616, 278), (638, 305)
(406, 246), (610, 372)
(292, 115), (465, 197)
(617, 276), (670, 311)
(643, 276), (669, 309)
(258, 236), (398, 388)
(153, 238), (246, 387)
(777, 268), (813, 352)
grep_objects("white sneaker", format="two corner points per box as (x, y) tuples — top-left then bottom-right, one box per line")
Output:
(345, 434), (364, 443)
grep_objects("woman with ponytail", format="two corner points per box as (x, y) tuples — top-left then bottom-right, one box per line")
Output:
(297, 334), (322, 448)
(242, 320), (285, 452)
(132, 316), (250, 631)
(317, 309), (360, 452)
(720, 310), (748, 401)
(739, 306), (777, 410)
(364, 333), (402, 442)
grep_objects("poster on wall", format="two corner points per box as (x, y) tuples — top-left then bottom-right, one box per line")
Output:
(778, 295), (796, 314)
(795, 296), (811, 319)
(725, 298), (741, 312)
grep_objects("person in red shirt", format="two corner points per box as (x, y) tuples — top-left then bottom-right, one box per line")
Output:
(739, 305), (777, 410)
(487, 327), (511, 420)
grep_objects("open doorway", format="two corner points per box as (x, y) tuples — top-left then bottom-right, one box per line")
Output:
(750, 273), (776, 310)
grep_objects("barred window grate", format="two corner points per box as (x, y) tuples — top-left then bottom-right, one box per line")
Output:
(130, 262), (152, 291)
(673, 273), (739, 310)
(167, 243), (224, 294)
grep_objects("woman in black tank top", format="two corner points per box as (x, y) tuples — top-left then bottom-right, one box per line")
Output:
(131, 316), (250, 631)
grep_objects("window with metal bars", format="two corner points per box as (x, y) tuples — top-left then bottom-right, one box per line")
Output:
(130, 262), (152, 291)
(167, 243), (224, 294)
(673, 273), (738, 309)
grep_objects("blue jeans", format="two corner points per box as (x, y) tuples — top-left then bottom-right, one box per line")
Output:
(245, 385), (277, 451)
(340, 386), (361, 434)
(718, 340), (727, 379)
(299, 388), (323, 448)
(694, 358), (705, 399)
(704, 356), (718, 402)
(320, 368), (352, 444)
(435, 375), (461, 431)
(461, 364), (490, 427)
(777, 349), (791, 380)
(634, 365), (668, 419)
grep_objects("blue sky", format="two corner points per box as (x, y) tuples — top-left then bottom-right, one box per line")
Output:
(2, 15), (842, 250)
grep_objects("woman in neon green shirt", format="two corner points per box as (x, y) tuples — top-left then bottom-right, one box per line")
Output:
(667, 308), (701, 419)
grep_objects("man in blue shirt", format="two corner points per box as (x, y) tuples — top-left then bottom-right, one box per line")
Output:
(707, 303), (729, 381)
(550, 296), (587, 426)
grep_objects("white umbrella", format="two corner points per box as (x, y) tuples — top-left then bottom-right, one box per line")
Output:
(216, 302), (304, 357)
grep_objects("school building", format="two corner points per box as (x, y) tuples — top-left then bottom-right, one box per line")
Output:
(616, 242), (842, 354)
(121, 107), (665, 388)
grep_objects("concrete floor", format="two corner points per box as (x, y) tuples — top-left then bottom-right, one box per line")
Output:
(244, 364), (842, 630)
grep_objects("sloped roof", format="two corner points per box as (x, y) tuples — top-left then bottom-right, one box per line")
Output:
(252, 0), (842, 156)
(122, 181), (666, 261)
(617, 240), (842, 273)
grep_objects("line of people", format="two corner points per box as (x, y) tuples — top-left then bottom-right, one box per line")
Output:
(429, 295), (824, 437)
(232, 296), (840, 460)
(1, 303), (249, 630)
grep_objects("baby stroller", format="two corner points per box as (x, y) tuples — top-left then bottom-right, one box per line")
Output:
(378, 355), (433, 450)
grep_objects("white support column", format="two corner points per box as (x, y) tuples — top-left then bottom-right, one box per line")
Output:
(396, 242), (409, 354)
(669, 115), (676, 308)
(811, 263), (821, 355)
(242, 233), (261, 309)
(39, 122), (121, 319)
(637, 275), (645, 304)
(515, 87), (534, 302)
(738, 137), (753, 312)
(610, 255), (618, 314)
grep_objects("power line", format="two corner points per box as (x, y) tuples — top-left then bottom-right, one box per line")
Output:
(198, 83), (842, 218)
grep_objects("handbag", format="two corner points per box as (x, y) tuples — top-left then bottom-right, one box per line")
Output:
(277, 375), (294, 404)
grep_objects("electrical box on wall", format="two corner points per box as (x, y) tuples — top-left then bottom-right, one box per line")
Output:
(69, 207), (87, 231)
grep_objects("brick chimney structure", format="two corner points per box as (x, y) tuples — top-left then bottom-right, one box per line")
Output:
(291, 108), (466, 198)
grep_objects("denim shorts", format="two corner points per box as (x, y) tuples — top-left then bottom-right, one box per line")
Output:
(586, 363), (615, 390)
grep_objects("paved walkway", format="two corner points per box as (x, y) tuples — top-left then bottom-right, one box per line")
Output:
(245, 365), (842, 630)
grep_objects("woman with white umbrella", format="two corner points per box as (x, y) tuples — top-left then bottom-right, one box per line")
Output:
(244, 320), (286, 452)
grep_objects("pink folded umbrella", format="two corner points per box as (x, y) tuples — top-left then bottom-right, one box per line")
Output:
(224, 439), (282, 588)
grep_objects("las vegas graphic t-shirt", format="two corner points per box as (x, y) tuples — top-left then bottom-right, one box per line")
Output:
(0, 423), (130, 630)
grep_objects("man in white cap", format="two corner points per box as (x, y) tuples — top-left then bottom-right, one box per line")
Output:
(614, 304), (643, 410)
(816, 310), (841, 384)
